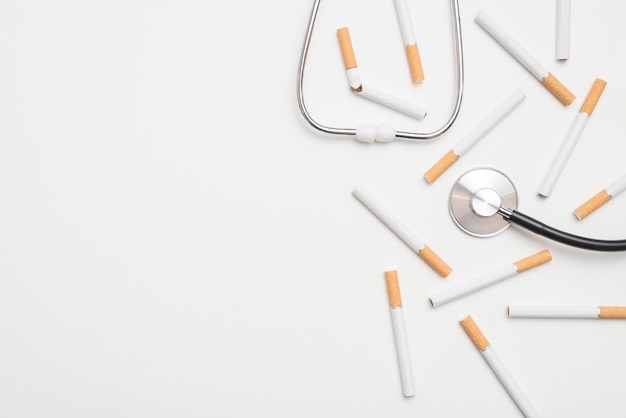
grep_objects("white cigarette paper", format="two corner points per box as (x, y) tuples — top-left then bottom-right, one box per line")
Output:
(385, 270), (415, 397)
(556, 0), (571, 60)
(475, 10), (575, 105)
(430, 250), (551, 307)
(353, 185), (452, 277)
(460, 316), (540, 418)
(538, 78), (607, 197)
(358, 83), (427, 120)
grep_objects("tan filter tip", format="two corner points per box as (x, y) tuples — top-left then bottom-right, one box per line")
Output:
(424, 150), (459, 184)
(580, 78), (607, 116)
(337, 27), (357, 70)
(541, 73), (576, 105)
(514, 249), (552, 273)
(405, 43), (424, 83)
(599, 306), (626, 319)
(418, 245), (452, 278)
(574, 190), (612, 220)
(384, 270), (403, 308)
(460, 315), (490, 351)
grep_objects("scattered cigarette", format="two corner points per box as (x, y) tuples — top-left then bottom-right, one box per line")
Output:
(393, 0), (424, 82)
(424, 90), (526, 183)
(352, 184), (452, 277)
(508, 305), (626, 319)
(537, 78), (607, 197)
(336, 27), (427, 120)
(460, 316), (541, 418)
(574, 173), (626, 220)
(556, 0), (571, 60)
(384, 270), (416, 397)
(429, 250), (551, 307)
(475, 10), (575, 105)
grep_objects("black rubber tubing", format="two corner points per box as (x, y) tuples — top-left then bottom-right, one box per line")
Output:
(506, 210), (626, 252)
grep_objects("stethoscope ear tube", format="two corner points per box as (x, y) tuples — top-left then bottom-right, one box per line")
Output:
(500, 209), (626, 252)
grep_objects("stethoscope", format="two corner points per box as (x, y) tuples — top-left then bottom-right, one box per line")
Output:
(450, 167), (626, 251)
(296, 0), (464, 142)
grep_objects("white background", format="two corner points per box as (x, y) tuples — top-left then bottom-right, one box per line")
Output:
(1, 0), (625, 417)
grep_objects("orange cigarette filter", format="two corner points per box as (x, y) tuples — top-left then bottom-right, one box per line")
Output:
(460, 315), (490, 351)
(424, 150), (459, 184)
(337, 27), (357, 70)
(418, 245), (453, 278)
(541, 73), (576, 106)
(405, 44), (424, 83)
(574, 190), (612, 220)
(384, 270), (403, 308)
(599, 306), (626, 319)
(513, 249), (552, 273)
(580, 78), (607, 116)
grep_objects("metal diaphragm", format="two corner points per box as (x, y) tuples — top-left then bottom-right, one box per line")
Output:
(449, 167), (519, 237)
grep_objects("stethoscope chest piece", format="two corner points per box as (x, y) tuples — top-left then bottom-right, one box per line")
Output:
(449, 167), (518, 237)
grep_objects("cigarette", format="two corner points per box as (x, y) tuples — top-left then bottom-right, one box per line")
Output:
(460, 316), (540, 418)
(556, 0), (571, 60)
(384, 270), (416, 397)
(508, 305), (626, 319)
(537, 78), (607, 197)
(475, 10), (575, 105)
(337, 27), (427, 120)
(574, 173), (626, 220)
(352, 184), (452, 277)
(424, 90), (526, 183)
(429, 250), (551, 307)
(393, 0), (424, 82)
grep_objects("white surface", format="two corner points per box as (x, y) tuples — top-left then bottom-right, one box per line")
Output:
(475, 10), (548, 80)
(556, 0), (571, 60)
(389, 307), (416, 397)
(481, 346), (541, 418)
(430, 263), (517, 308)
(1, 0), (626, 417)
(508, 305), (600, 318)
(453, 89), (526, 156)
(537, 112), (588, 197)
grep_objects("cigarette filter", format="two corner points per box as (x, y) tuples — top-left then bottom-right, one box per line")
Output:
(424, 90), (526, 183)
(538, 78), (607, 197)
(475, 10), (575, 105)
(460, 316), (540, 418)
(508, 305), (626, 319)
(353, 185), (452, 277)
(574, 173), (626, 220)
(393, 0), (424, 82)
(429, 250), (551, 307)
(337, 27), (427, 120)
(384, 270), (416, 397)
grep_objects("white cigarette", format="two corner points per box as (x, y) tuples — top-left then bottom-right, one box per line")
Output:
(574, 173), (626, 220)
(337, 27), (427, 120)
(393, 0), (424, 82)
(538, 78), (607, 197)
(385, 270), (416, 397)
(429, 250), (551, 307)
(460, 316), (541, 418)
(508, 305), (626, 319)
(556, 0), (571, 60)
(424, 90), (526, 183)
(352, 184), (452, 277)
(475, 10), (575, 105)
